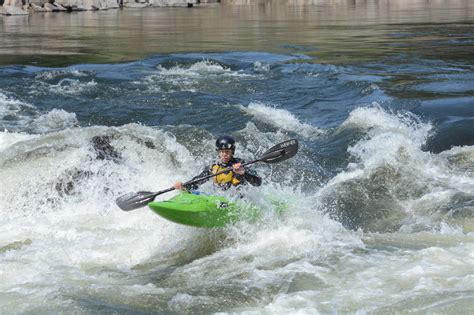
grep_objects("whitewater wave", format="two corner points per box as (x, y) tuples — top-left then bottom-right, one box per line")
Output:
(24, 68), (98, 97)
(243, 102), (322, 138)
(0, 131), (38, 152)
(0, 92), (37, 132)
(0, 92), (78, 134)
(315, 105), (474, 233)
(30, 109), (78, 134)
(141, 59), (259, 93)
(253, 61), (271, 73)
(44, 78), (98, 95)
(157, 60), (236, 77)
(0, 124), (309, 297)
(0, 117), (472, 314)
(34, 68), (90, 81)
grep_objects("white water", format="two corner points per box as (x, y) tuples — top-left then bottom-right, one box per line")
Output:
(141, 60), (258, 93)
(1, 104), (473, 313)
(243, 102), (322, 138)
(0, 91), (78, 133)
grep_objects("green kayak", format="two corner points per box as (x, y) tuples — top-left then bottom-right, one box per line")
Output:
(148, 192), (258, 228)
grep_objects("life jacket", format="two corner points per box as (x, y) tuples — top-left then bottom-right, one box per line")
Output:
(211, 163), (241, 186)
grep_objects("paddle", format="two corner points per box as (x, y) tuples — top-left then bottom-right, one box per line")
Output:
(116, 139), (298, 211)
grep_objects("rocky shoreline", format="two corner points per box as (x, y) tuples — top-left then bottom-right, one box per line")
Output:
(0, 0), (220, 15)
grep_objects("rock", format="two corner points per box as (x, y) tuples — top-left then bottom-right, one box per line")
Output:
(83, 0), (101, 10)
(1, 0), (209, 15)
(53, 3), (68, 10)
(44, 3), (58, 11)
(104, 0), (119, 8)
(30, 3), (48, 11)
(71, 4), (86, 10)
(1, 0), (29, 15)
(148, 0), (191, 7)
(92, 135), (121, 161)
(97, 0), (119, 9)
(53, 0), (73, 9)
(123, 1), (149, 8)
(1, 5), (29, 14)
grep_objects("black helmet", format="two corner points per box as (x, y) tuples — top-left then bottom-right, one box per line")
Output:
(216, 135), (236, 151)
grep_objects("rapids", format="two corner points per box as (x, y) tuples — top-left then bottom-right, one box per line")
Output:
(1, 1), (474, 313)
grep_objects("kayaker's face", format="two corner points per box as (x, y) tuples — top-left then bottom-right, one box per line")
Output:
(218, 149), (233, 164)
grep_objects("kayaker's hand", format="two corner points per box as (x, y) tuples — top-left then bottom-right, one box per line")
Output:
(232, 163), (245, 175)
(174, 182), (184, 190)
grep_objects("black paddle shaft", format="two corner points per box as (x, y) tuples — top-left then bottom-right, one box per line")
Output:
(116, 139), (298, 211)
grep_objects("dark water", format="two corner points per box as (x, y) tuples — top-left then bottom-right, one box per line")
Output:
(1, 1), (474, 314)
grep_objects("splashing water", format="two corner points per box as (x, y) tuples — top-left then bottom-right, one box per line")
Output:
(1, 50), (473, 314)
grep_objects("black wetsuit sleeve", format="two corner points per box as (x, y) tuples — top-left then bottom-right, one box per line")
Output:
(241, 168), (262, 187)
(183, 166), (211, 191)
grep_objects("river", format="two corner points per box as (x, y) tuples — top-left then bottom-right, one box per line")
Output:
(1, 0), (473, 314)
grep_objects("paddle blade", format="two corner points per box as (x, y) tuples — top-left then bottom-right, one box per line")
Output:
(260, 139), (299, 164)
(116, 191), (156, 211)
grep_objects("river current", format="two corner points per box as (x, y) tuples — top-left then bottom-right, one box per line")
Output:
(1, 1), (473, 314)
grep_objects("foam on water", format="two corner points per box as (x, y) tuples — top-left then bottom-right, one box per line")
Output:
(253, 61), (271, 73)
(318, 104), (474, 234)
(1, 51), (473, 313)
(43, 78), (98, 96)
(254, 242), (474, 314)
(0, 124), (218, 312)
(33, 68), (90, 81)
(0, 92), (78, 134)
(343, 103), (432, 165)
(141, 59), (258, 93)
(0, 131), (38, 151)
(0, 92), (38, 131)
(0, 117), (473, 313)
(243, 102), (322, 138)
(30, 109), (78, 133)
(157, 60), (234, 76)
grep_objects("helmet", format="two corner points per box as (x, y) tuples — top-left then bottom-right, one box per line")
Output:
(215, 135), (236, 151)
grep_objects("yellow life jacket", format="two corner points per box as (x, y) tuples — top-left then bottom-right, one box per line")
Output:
(212, 164), (241, 186)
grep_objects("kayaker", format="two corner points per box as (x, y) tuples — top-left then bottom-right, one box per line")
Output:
(174, 135), (262, 191)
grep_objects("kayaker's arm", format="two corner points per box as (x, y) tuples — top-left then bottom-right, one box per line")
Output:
(240, 168), (262, 186)
(182, 167), (212, 191)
